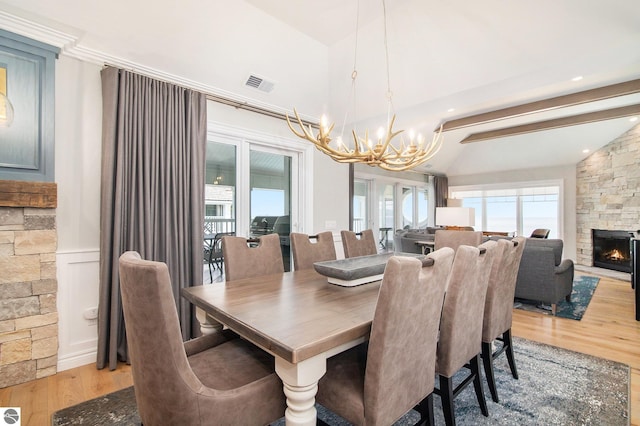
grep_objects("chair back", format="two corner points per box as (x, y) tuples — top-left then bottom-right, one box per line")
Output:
(364, 248), (454, 425)
(436, 242), (496, 377)
(290, 231), (337, 271)
(222, 233), (284, 281)
(434, 229), (483, 251)
(341, 229), (377, 258)
(119, 251), (203, 424)
(482, 237), (526, 342)
(524, 237), (564, 265)
(530, 228), (550, 238)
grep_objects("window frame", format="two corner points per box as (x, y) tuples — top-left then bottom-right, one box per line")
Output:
(449, 179), (564, 238)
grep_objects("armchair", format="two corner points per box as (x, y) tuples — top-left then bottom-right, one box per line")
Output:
(514, 238), (574, 315)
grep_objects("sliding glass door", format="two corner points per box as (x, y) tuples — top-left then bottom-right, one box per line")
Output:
(205, 131), (303, 275)
(249, 148), (295, 271)
(205, 141), (237, 234)
(353, 179), (371, 233)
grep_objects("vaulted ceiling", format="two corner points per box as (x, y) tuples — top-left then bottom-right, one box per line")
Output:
(1, 0), (639, 176)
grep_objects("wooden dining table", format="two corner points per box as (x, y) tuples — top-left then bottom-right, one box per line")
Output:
(182, 268), (382, 426)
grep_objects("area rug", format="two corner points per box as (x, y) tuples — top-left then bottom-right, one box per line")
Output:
(52, 337), (628, 426)
(514, 275), (600, 320)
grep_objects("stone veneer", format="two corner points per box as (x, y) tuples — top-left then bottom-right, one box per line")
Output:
(0, 182), (58, 388)
(576, 124), (640, 267)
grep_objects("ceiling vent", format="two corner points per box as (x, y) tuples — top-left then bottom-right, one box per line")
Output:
(245, 74), (275, 93)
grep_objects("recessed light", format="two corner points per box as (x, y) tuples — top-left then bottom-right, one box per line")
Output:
(572, 76), (583, 82)
(630, 117), (638, 122)
(582, 149), (590, 154)
(447, 108), (455, 113)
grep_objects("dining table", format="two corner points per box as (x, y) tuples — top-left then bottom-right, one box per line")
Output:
(182, 267), (382, 426)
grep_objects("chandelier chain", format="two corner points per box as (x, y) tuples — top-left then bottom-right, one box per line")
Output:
(285, 0), (444, 171)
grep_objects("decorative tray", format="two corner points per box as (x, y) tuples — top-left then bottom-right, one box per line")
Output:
(313, 252), (426, 287)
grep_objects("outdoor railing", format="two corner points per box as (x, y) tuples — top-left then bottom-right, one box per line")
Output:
(204, 218), (236, 235)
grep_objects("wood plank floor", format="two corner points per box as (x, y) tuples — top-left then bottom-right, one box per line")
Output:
(1, 273), (639, 425)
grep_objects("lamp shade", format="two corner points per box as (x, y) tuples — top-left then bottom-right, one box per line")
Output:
(435, 207), (475, 227)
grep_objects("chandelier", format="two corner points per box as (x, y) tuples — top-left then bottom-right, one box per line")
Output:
(286, 0), (443, 172)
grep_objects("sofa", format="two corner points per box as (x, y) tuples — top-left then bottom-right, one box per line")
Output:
(514, 238), (574, 314)
(393, 227), (441, 254)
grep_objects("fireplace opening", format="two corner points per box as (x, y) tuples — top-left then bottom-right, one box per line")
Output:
(592, 229), (634, 273)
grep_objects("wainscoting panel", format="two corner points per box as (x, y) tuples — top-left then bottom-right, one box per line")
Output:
(56, 250), (100, 371)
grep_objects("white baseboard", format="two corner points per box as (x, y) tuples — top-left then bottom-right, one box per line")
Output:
(57, 349), (97, 372)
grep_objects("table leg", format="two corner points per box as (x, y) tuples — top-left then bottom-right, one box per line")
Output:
(199, 313), (223, 335)
(275, 355), (327, 426)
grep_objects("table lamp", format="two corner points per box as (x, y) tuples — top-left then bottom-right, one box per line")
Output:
(435, 206), (475, 230)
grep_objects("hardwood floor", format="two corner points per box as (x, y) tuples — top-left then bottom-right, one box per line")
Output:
(1, 273), (639, 425)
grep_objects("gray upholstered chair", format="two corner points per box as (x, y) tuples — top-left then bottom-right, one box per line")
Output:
(290, 231), (337, 270)
(341, 229), (378, 258)
(118, 251), (286, 426)
(481, 236), (526, 403)
(222, 233), (284, 281)
(530, 228), (550, 238)
(434, 229), (483, 251)
(434, 242), (496, 426)
(316, 248), (454, 426)
(514, 238), (574, 315)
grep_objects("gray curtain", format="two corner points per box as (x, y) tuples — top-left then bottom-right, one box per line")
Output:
(97, 67), (206, 370)
(433, 175), (448, 208)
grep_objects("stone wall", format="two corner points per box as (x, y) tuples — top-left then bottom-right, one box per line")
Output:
(576, 124), (640, 266)
(0, 181), (58, 388)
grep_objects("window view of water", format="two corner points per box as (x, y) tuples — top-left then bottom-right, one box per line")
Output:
(452, 185), (559, 238)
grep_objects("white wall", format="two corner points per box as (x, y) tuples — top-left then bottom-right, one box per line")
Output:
(55, 55), (103, 370)
(448, 164), (577, 261)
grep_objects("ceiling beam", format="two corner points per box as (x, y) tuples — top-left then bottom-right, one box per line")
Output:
(460, 103), (640, 144)
(441, 78), (640, 132)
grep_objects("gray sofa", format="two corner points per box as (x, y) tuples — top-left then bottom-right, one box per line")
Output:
(514, 238), (574, 314)
(393, 227), (441, 254)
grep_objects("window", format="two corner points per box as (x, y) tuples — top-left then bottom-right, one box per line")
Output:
(205, 125), (310, 273)
(450, 183), (561, 238)
(205, 141), (236, 234)
(353, 170), (431, 251)
(353, 179), (370, 233)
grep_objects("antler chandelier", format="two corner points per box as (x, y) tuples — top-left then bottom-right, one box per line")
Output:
(286, 0), (443, 172)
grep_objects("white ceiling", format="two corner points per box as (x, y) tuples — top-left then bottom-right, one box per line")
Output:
(1, 0), (639, 176)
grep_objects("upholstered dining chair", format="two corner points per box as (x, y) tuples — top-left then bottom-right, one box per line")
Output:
(530, 228), (550, 238)
(290, 231), (337, 270)
(434, 229), (483, 251)
(118, 251), (286, 426)
(433, 242), (496, 426)
(341, 229), (378, 258)
(316, 248), (455, 426)
(481, 236), (526, 403)
(222, 233), (284, 281)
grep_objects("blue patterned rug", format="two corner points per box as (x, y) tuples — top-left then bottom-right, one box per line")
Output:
(514, 275), (600, 320)
(52, 337), (628, 425)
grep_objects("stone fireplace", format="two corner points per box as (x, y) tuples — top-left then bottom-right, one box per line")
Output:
(0, 180), (58, 388)
(576, 124), (640, 270)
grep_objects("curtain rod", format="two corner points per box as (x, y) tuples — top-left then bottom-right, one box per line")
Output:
(106, 64), (318, 129)
(205, 93), (318, 129)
